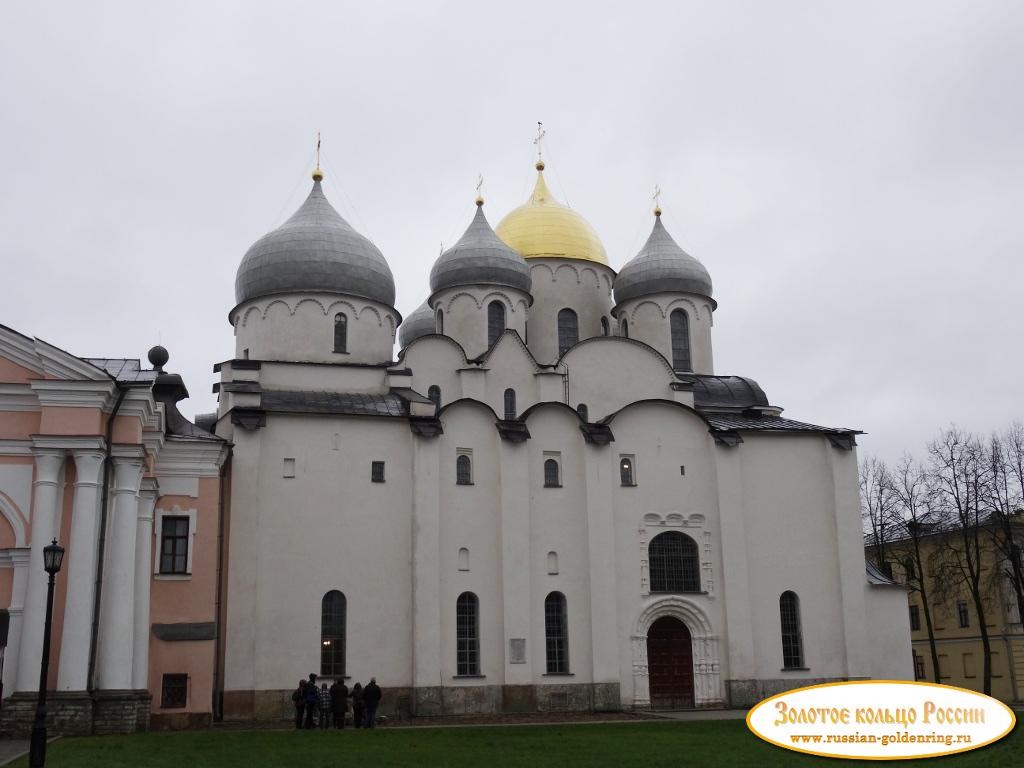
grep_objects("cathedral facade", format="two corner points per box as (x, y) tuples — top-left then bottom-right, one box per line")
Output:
(0, 156), (911, 731)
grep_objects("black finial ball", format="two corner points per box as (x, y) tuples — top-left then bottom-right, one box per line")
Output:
(148, 345), (169, 371)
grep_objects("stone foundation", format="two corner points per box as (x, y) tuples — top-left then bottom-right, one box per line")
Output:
(0, 689), (151, 736)
(223, 683), (622, 721)
(726, 677), (857, 708)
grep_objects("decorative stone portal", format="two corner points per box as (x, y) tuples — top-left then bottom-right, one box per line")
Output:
(632, 596), (723, 709)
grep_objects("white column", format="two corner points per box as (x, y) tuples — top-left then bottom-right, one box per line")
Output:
(57, 448), (106, 691)
(411, 436), (441, 692)
(131, 481), (157, 690)
(96, 452), (144, 690)
(15, 450), (65, 692)
(583, 447), (618, 683)
(498, 439), (531, 684)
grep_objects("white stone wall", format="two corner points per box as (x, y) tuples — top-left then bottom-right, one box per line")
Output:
(428, 287), (530, 361)
(865, 584), (914, 681)
(232, 293), (399, 365)
(613, 292), (715, 375)
(526, 260), (616, 364)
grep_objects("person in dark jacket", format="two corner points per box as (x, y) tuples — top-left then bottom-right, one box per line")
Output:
(303, 674), (319, 728)
(292, 680), (306, 729)
(351, 682), (364, 728)
(363, 677), (382, 728)
(330, 679), (349, 729)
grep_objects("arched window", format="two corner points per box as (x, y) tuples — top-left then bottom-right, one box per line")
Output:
(458, 547), (470, 572)
(576, 403), (589, 422)
(428, 385), (441, 409)
(780, 591), (804, 669)
(456, 592), (479, 675)
(503, 388), (516, 420)
(456, 454), (472, 485)
(621, 318), (629, 338)
(544, 458), (560, 488)
(557, 308), (578, 356)
(321, 590), (346, 677)
(620, 457), (635, 486)
(648, 532), (700, 593)
(670, 309), (691, 371)
(488, 301), (506, 347)
(334, 313), (348, 354)
(545, 592), (569, 674)
(436, 308), (444, 334)
(601, 317), (610, 336)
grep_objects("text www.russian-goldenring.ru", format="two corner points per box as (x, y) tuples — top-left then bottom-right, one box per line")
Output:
(789, 732), (973, 747)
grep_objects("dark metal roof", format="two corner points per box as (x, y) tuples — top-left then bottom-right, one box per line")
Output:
(614, 215), (712, 304)
(261, 390), (408, 417)
(235, 180), (395, 307)
(688, 375), (769, 410)
(83, 358), (158, 383)
(430, 204), (531, 295)
(398, 300), (435, 348)
(704, 413), (856, 434)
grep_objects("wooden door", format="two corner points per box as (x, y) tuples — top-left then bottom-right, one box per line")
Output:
(646, 616), (694, 709)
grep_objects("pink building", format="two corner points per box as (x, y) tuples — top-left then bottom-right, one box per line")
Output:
(0, 326), (226, 733)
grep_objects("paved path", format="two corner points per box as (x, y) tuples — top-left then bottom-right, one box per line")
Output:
(0, 739), (29, 767)
(648, 709), (749, 721)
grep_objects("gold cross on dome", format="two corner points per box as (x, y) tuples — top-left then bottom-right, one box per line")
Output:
(534, 121), (546, 161)
(653, 185), (662, 209)
(476, 174), (484, 196)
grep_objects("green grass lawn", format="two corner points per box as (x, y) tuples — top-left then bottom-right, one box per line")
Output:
(11, 719), (1022, 768)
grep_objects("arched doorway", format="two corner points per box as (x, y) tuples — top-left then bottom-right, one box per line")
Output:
(646, 616), (694, 709)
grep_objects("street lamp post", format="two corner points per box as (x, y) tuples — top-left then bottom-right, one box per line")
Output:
(28, 539), (64, 768)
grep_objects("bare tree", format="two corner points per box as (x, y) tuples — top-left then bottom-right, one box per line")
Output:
(928, 427), (994, 695)
(886, 454), (942, 682)
(861, 455), (897, 571)
(983, 423), (1024, 625)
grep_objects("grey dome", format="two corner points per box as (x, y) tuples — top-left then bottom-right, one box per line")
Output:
(614, 215), (712, 304)
(398, 300), (435, 348)
(235, 180), (395, 307)
(429, 203), (531, 295)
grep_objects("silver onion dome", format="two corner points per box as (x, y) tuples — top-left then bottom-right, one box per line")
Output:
(235, 178), (395, 307)
(398, 300), (435, 348)
(614, 214), (712, 304)
(429, 201), (532, 295)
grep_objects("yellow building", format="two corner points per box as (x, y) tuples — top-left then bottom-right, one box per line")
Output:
(871, 522), (1024, 704)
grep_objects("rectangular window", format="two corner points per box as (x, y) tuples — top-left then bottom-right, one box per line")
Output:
(371, 461), (385, 483)
(159, 516), (190, 575)
(913, 653), (925, 681)
(909, 605), (920, 631)
(957, 601), (969, 628)
(938, 653), (949, 680)
(161, 674), (188, 709)
(963, 652), (975, 678)
(283, 457), (295, 478)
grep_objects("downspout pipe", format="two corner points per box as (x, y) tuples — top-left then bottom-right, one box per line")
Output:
(87, 384), (127, 693)
(212, 444), (231, 721)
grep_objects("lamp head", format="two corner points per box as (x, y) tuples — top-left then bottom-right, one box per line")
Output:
(43, 538), (64, 575)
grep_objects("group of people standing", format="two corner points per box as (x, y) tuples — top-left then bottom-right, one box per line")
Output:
(292, 673), (383, 730)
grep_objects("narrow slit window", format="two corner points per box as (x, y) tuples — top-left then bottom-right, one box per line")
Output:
(543, 458), (560, 488)
(576, 403), (588, 422)
(456, 454), (473, 485)
(436, 308), (444, 334)
(488, 301), (506, 347)
(428, 385), (441, 409)
(503, 388), (517, 420)
(621, 318), (629, 338)
(456, 592), (479, 675)
(670, 309), (691, 371)
(780, 591), (804, 669)
(321, 590), (347, 677)
(601, 317), (610, 336)
(371, 461), (385, 483)
(544, 592), (569, 674)
(334, 313), (348, 353)
(620, 457), (635, 486)
(557, 308), (578, 356)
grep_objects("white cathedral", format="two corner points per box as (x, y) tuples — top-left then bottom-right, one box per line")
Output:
(0, 155), (910, 732)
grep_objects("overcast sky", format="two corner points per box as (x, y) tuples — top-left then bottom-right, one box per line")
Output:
(1, 1), (1021, 464)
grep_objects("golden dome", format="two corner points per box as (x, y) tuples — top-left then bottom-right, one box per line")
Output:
(495, 166), (608, 266)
